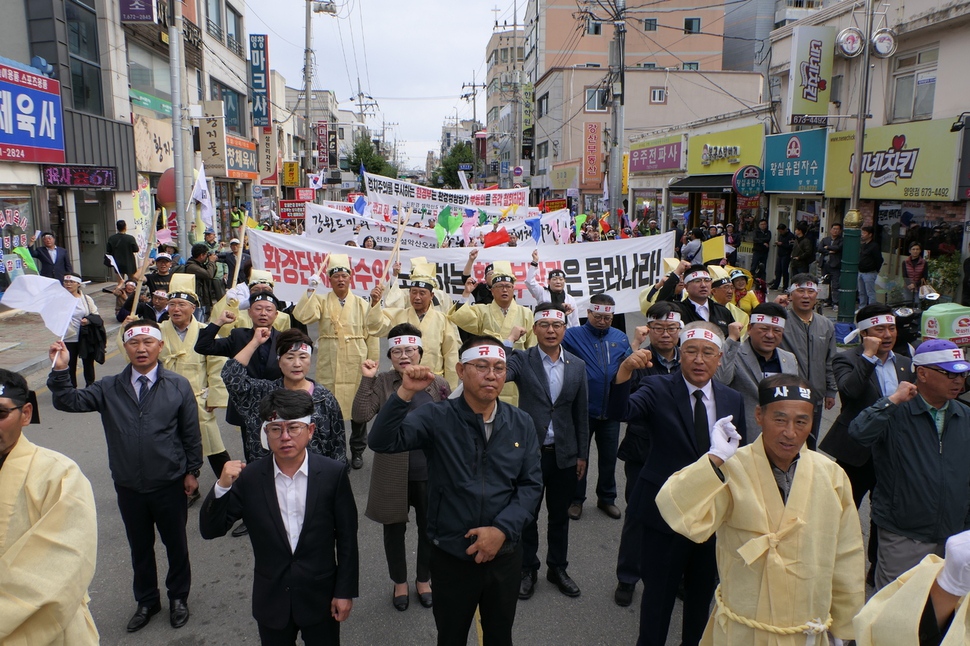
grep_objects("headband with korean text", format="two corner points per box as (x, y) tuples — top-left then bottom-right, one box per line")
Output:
(681, 327), (723, 349)
(460, 344), (507, 363)
(758, 384), (815, 406)
(123, 326), (163, 343)
(389, 335), (423, 348)
(750, 313), (786, 329)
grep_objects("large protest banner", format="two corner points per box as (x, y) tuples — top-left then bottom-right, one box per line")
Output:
(304, 203), (440, 250)
(364, 172), (530, 222)
(249, 229), (674, 314)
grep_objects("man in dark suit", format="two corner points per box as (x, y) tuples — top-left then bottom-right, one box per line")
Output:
(107, 219), (139, 279)
(29, 232), (72, 280)
(819, 303), (914, 583)
(609, 322), (746, 646)
(199, 389), (358, 644)
(505, 303), (589, 600)
(655, 261), (734, 337)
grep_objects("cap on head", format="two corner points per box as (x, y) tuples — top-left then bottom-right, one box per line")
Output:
(249, 269), (274, 287)
(326, 253), (352, 276)
(167, 273), (199, 305)
(489, 261), (515, 286)
(913, 339), (970, 373)
(0, 368), (39, 424)
(230, 238), (241, 245)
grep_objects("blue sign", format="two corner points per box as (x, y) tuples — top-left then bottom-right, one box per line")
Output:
(0, 63), (64, 163)
(500, 161), (510, 175)
(764, 128), (826, 193)
(249, 35), (270, 128)
(458, 163), (473, 171)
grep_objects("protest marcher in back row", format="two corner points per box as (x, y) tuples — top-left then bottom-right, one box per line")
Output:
(656, 261), (734, 337)
(526, 249), (579, 327)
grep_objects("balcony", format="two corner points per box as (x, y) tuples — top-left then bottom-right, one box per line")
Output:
(776, 0), (824, 24)
(226, 35), (244, 58)
(206, 19), (223, 42)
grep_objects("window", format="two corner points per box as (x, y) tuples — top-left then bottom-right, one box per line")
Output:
(537, 93), (549, 119)
(338, 127), (345, 139)
(638, 63), (657, 69)
(585, 88), (608, 111)
(587, 20), (603, 36)
(226, 6), (243, 57)
(584, 63), (601, 68)
(643, 18), (658, 31)
(892, 47), (937, 122)
(66, 0), (103, 115)
(501, 48), (508, 63)
(650, 87), (667, 104)
(211, 79), (243, 133)
(683, 62), (699, 70)
(197, 69), (204, 102)
(207, 0), (223, 41)
(537, 141), (549, 159)
(684, 18), (701, 34)
(128, 43), (172, 115)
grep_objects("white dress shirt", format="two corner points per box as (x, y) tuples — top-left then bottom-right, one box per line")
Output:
(683, 376), (716, 436)
(130, 364), (159, 391)
(541, 349), (565, 445)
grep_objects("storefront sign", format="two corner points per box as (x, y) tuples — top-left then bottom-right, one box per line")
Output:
(764, 128), (826, 193)
(629, 135), (684, 173)
(327, 129), (338, 170)
(542, 199), (568, 212)
(42, 165), (117, 189)
(258, 127), (277, 181)
(316, 121), (329, 171)
(133, 114), (173, 173)
(0, 63), (65, 163)
(279, 200), (305, 220)
(249, 35), (271, 128)
(129, 88), (172, 117)
(120, 0), (157, 23)
(583, 122), (603, 185)
(225, 134), (258, 180)
(732, 165), (763, 197)
(687, 124), (763, 176)
(283, 161), (300, 187)
(550, 163), (579, 191)
(824, 118), (961, 201)
(787, 26), (836, 126)
(294, 188), (315, 201)
(200, 100), (228, 176)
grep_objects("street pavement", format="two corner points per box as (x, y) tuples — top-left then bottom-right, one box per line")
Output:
(4, 299), (866, 645)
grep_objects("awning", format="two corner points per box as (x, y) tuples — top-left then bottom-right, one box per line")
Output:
(668, 174), (734, 193)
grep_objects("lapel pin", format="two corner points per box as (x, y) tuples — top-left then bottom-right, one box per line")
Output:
(514, 442), (519, 448)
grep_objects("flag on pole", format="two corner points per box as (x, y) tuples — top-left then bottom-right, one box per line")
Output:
(1, 275), (77, 337)
(308, 173), (325, 190)
(190, 163), (214, 229)
(437, 206), (463, 234)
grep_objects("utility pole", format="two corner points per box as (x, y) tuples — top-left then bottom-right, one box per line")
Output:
(462, 72), (485, 187)
(168, 0), (188, 254)
(510, 0), (519, 189)
(608, 0), (626, 229)
(302, 0), (314, 184)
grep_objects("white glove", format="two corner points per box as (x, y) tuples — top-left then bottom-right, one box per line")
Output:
(308, 275), (320, 290)
(936, 529), (970, 596)
(708, 415), (741, 463)
(226, 283), (250, 309)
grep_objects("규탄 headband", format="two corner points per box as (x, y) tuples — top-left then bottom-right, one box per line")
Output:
(123, 326), (163, 343)
(460, 344), (506, 363)
(843, 314), (895, 343)
(685, 270), (711, 283)
(589, 303), (614, 314)
(750, 314), (786, 329)
(787, 281), (818, 294)
(681, 327), (723, 349)
(535, 309), (566, 322)
(389, 335), (423, 348)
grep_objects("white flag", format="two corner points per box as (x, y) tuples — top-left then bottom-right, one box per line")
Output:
(1, 275), (77, 338)
(190, 163), (215, 229)
(307, 173), (324, 190)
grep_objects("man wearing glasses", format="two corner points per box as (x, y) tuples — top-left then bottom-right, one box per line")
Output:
(850, 338), (970, 590)
(369, 336), (542, 645)
(655, 261), (735, 337)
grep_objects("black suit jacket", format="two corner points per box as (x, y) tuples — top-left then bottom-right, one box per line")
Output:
(609, 372), (746, 533)
(194, 324), (282, 424)
(30, 245), (71, 280)
(199, 452), (359, 629)
(819, 347), (914, 466)
(506, 346), (590, 469)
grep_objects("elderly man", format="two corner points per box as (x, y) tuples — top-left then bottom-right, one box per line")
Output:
(294, 253), (384, 470)
(820, 304), (914, 584)
(0, 368), (99, 644)
(29, 231), (72, 280)
(526, 249), (579, 327)
(450, 261), (536, 406)
(210, 270), (293, 336)
(609, 322), (746, 646)
(656, 373), (865, 645)
(850, 339), (970, 590)
(656, 261), (734, 337)
(200, 389), (359, 644)
(715, 303), (799, 442)
(780, 273), (837, 447)
(369, 336), (542, 646)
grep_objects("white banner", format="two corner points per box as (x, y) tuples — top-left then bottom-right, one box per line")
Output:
(364, 172), (530, 223)
(249, 229), (675, 314)
(304, 203), (439, 250)
(470, 209), (573, 246)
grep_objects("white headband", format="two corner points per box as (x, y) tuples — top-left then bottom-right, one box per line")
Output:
(461, 344), (507, 363)
(681, 327), (723, 349)
(536, 309), (566, 322)
(750, 313), (786, 329)
(913, 349), (968, 368)
(123, 326), (163, 343)
(283, 342), (312, 356)
(648, 311), (682, 324)
(843, 314), (896, 343)
(787, 281), (818, 293)
(259, 415), (312, 450)
(590, 303), (614, 314)
(63, 275), (83, 284)
(389, 335), (423, 348)
(685, 271), (711, 283)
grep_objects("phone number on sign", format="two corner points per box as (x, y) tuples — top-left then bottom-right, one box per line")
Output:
(903, 187), (950, 198)
(1, 148), (26, 159)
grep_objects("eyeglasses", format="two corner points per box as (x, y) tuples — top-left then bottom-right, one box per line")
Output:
(648, 324), (681, 335)
(389, 347), (419, 358)
(535, 321), (565, 330)
(924, 367), (969, 380)
(0, 405), (24, 421)
(682, 347), (721, 360)
(464, 361), (507, 377)
(588, 313), (613, 322)
(263, 422), (310, 438)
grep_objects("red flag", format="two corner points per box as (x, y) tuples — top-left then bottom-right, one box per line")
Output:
(619, 228), (630, 239)
(600, 220), (611, 233)
(538, 199), (546, 213)
(484, 228), (511, 248)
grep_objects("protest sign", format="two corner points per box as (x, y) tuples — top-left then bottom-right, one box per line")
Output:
(304, 203), (439, 250)
(363, 172), (529, 222)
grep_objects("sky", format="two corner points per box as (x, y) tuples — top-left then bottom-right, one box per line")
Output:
(244, 0), (514, 170)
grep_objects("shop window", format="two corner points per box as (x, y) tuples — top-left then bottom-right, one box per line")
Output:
(643, 18), (658, 31)
(585, 88), (608, 112)
(0, 193), (37, 294)
(66, 0), (103, 115)
(128, 43), (172, 115)
(684, 18), (701, 34)
(892, 47), (937, 122)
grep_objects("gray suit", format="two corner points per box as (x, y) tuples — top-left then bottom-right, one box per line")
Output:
(506, 345), (589, 572)
(715, 337), (799, 443)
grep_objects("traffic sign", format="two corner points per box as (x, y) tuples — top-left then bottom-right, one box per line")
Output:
(458, 163), (473, 171)
(513, 166), (523, 177)
(501, 161), (510, 175)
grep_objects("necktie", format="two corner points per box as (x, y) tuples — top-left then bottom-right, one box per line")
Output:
(138, 375), (150, 402)
(693, 390), (710, 453)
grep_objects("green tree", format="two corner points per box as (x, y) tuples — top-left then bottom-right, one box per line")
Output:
(431, 141), (474, 189)
(348, 136), (397, 179)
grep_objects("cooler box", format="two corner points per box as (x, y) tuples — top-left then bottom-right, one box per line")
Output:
(921, 303), (970, 345)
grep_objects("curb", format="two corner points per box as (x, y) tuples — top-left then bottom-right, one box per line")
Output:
(12, 320), (123, 382)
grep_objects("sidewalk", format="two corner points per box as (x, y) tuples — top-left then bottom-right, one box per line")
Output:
(0, 282), (122, 389)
